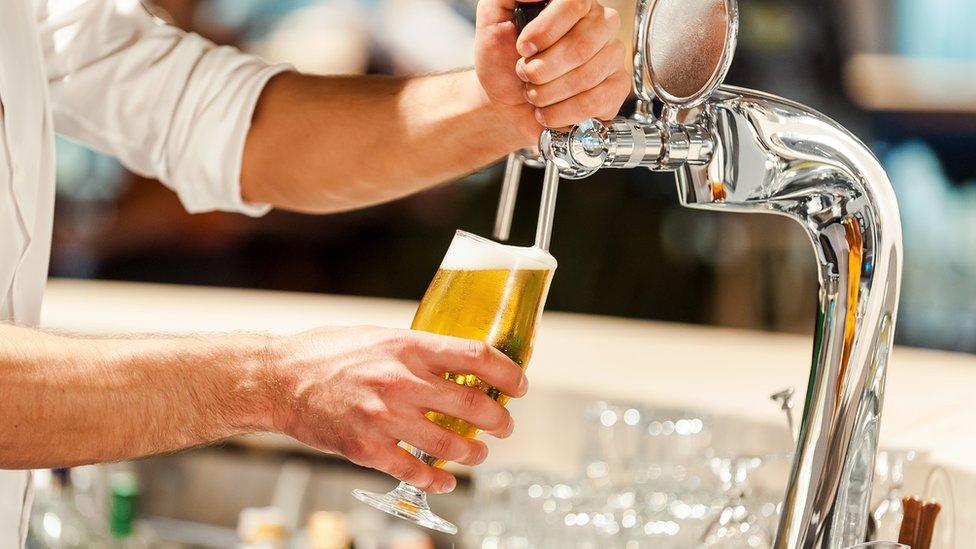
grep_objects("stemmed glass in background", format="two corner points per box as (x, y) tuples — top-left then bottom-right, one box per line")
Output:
(700, 455), (773, 548)
(353, 230), (556, 534)
(922, 465), (955, 549)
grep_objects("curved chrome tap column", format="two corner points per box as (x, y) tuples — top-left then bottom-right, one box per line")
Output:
(675, 87), (902, 549)
(537, 86), (902, 548)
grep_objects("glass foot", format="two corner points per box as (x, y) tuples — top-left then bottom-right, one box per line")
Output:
(352, 482), (458, 535)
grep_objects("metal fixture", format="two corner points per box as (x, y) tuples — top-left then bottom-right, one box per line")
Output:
(494, 0), (903, 547)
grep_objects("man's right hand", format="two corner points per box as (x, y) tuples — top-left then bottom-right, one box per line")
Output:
(259, 326), (527, 494)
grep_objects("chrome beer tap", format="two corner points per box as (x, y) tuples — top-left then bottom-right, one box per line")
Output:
(494, 0), (904, 547)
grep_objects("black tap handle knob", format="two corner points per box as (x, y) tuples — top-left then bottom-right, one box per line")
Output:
(514, 1), (549, 36)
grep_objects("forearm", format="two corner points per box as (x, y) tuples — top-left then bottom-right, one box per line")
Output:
(0, 325), (269, 469)
(240, 70), (531, 213)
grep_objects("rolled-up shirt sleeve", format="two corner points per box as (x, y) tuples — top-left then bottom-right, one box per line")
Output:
(36, 0), (291, 216)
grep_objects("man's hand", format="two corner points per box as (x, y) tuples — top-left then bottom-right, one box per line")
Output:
(265, 326), (527, 493)
(0, 323), (523, 485)
(475, 0), (630, 143)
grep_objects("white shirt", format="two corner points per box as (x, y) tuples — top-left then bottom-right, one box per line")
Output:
(0, 0), (286, 544)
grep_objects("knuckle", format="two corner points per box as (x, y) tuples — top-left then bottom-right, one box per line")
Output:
(486, 408), (509, 432)
(522, 61), (545, 84)
(367, 366), (403, 392)
(357, 397), (389, 421)
(570, 37), (594, 64)
(465, 339), (489, 361)
(540, 105), (566, 128)
(389, 458), (422, 483)
(384, 332), (413, 358)
(457, 386), (482, 414)
(534, 26), (556, 49)
(570, 0), (589, 20)
(580, 58), (603, 85)
(431, 432), (457, 458)
(577, 92), (601, 118)
(338, 436), (368, 462)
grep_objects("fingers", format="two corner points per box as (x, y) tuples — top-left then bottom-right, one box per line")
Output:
(525, 39), (623, 107)
(375, 446), (458, 494)
(410, 333), (527, 398)
(398, 420), (490, 466)
(516, 0), (593, 57)
(516, 7), (620, 85)
(419, 380), (516, 437)
(535, 70), (630, 127)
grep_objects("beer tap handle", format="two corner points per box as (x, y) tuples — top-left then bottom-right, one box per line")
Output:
(514, 1), (548, 31)
(493, 1), (550, 242)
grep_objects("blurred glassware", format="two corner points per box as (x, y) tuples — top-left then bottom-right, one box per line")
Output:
(700, 456), (773, 548)
(236, 506), (288, 549)
(464, 403), (724, 548)
(462, 399), (804, 547)
(922, 465), (955, 549)
(301, 511), (350, 549)
(27, 469), (108, 549)
(871, 449), (919, 542)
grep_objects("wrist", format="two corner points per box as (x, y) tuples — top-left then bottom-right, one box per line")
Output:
(218, 333), (279, 434)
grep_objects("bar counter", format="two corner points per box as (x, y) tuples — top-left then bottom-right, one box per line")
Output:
(40, 278), (976, 538)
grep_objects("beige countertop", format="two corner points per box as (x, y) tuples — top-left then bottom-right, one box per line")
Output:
(40, 278), (976, 458)
(39, 278), (976, 535)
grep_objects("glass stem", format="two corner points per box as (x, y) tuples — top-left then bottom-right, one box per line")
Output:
(391, 481), (430, 506)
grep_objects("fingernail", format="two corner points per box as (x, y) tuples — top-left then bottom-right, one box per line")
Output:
(517, 374), (529, 396)
(441, 476), (457, 493)
(515, 62), (529, 83)
(534, 108), (546, 126)
(504, 416), (515, 437)
(518, 41), (538, 58)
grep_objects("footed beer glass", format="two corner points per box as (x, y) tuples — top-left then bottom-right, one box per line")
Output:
(353, 230), (556, 534)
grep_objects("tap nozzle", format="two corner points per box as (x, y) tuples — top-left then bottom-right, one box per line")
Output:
(493, 149), (545, 241)
(538, 117), (714, 174)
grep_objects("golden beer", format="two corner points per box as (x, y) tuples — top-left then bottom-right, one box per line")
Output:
(412, 231), (556, 459)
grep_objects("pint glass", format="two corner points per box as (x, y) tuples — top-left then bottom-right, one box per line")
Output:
(353, 230), (556, 533)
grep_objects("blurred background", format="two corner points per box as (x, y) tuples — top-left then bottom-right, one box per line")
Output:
(51, 0), (976, 352)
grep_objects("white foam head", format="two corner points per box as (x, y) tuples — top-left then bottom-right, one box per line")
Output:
(440, 231), (557, 270)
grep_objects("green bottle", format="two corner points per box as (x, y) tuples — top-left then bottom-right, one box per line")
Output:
(108, 473), (151, 549)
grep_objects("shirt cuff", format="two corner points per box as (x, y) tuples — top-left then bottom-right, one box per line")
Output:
(223, 61), (293, 218)
(173, 51), (293, 217)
